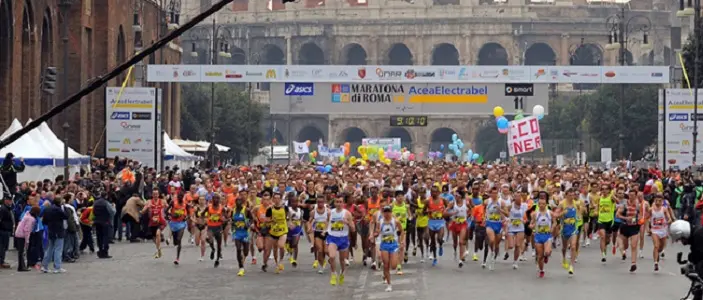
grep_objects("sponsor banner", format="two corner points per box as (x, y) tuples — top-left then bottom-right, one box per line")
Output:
(507, 116), (542, 157)
(105, 87), (162, 168)
(657, 89), (703, 169)
(504, 83), (534, 96)
(362, 138), (401, 152)
(284, 82), (315, 96)
(271, 83), (549, 115)
(147, 65), (670, 84)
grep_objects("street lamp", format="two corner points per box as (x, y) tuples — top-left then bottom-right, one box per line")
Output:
(678, 0), (701, 165)
(605, 5), (652, 161)
(62, 122), (70, 181)
(58, 0), (73, 124)
(189, 20), (233, 167)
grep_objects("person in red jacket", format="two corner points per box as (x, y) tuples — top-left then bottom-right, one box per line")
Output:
(78, 205), (95, 253)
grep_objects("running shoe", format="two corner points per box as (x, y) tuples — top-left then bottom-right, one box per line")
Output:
(261, 264), (267, 272)
(630, 264), (637, 273)
(199, 256), (204, 262)
(396, 264), (403, 275)
(562, 259), (569, 270)
(512, 262), (518, 270)
(330, 273), (338, 286)
(210, 250), (215, 260)
(413, 247), (417, 256)
(612, 245), (616, 255)
(459, 260), (464, 268)
(278, 263), (284, 272)
(339, 273), (345, 285)
(568, 265), (574, 275)
(432, 258), (438, 266)
(214, 261), (220, 268)
(504, 252), (510, 261)
(313, 260), (319, 269)
(53, 268), (67, 274)
(654, 263), (659, 272)
(472, 253), (479, 261)
(544, 255), (549, 264)
(237, 268), (245, 276)
(481, 262), (487, 269)
(385, 285), (393, 292)
(371, 262), (377, 270)
(40, 267), (49, 273)
(439, 247), (444, 257)
(251, 257), (257, 265)
(174, 259), (179, 265)
(538, 270), (545, 278)
(318, 268), (324, 274)
(345, 258), (350, 266)
(585, 240), (590, 247)
(291, 258), (298, 268)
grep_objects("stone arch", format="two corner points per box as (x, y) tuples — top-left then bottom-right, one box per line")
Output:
(298, 42), (325, 65)
(40, 8), (54, 115)
(21, 0), (36, 121)
(430, 127), (458, 151)
(620, 49), (634, 66)
(116, 26), (127, 85)
(297, 125), (325, 150)
(477, 42), (508, 65)
(640, 51), (654, 66)
(524, 42), (556, 65)
(431, 43), (460, 65)
(570, 43), (603, 90)
(340, 127), (367, 156)
(340, 43), (367, 65)
(0, 0), (13, 124)
(260, 44), (284, 90)
(267, 129), (285, 146)
(386, 127), (414, 152)
(386, 43), (413, 65)
(231, 46), (246, 64)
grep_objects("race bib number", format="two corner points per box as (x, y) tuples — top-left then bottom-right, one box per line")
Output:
(315, 222), (327, 231)
(563, 218), (576, 225)
(431, 211), (443, 219)
(653, 218), (665, 226)
(292, 220), (302, 226)
(173, 209), (185, 218)
(331, 221), (344, 231)
(234, 221), (246, 229)
(152, 216), (160, 222)
(600, 206), (610, 214)
(511, 219), (522, 226)
(455, 217), (466, 224)
(394, 213), (407, 224)
(209, 214), (221, 222)
(488, 213), (501, 221)
(382, 235), (396, 243)
(536, 225), (550, 234)
(271, 224), (285, 234)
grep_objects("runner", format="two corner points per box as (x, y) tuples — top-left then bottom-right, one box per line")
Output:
(253, 191), (272, 271)
(391, 191), (408, 274)
(265, 192), (289, 274)
(595, 184), (616, 263)
(190, 195), (208, 261)
(616, 189), (646, 272)
(411, 187), (429, 263)
(483, 187), (507, 270)
(366, 186), (382, 269)
(141, 189), (167, 259)
(286, 194), (303, 268)
(205, 194), (227, 268)
(327, 195), (354, 286)
(375, 206), (403, 292)
(426, 186), (447, 266)
(311, 195), (329, 274)
(530, 193), (554, 278)
(507, 188), (528, 269)
(448, 190), (469, 268)
(648, 193), (672, 272)
(554, 188), (581, 275)
(166, 192), (189, 265)
(232, 195), (250, 276)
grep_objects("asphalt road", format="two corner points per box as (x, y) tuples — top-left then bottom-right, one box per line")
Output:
(0, 235), (692, 300)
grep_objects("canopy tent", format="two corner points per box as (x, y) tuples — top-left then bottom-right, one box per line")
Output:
(164, 132), (200, 169)
(38, 122), (90, 165)
(171, 138), (230, 152)
(0, 119), (86, 182)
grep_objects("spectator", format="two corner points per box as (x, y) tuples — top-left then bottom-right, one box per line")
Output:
(0, 196), (14, 268)
(0, 153), (25, 199)
(78, 201), (94, 253)
(62, 194), (80, 262)
(93, 190), (115, 259)
(14, 206), (39, 271)
(121, 193), (145, 243)
(41, 196), (68, 273)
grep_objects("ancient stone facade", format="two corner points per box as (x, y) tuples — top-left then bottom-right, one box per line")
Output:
(0, 0), (182, 155)
(180, 0), (678, 155)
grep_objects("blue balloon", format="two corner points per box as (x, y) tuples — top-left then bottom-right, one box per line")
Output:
(440, 144), (445, 150)
(496, 117), (509, 130)
(537, 114), (544, 120)
(452, 133), (458, 142)
(324, 165), (332, 173)
(454, 150), (461, 157)
(437, 152), (443, 158)
(448, 144), (456, 150)
(467, 150), (474, 159)
(472, 153), (479, 160)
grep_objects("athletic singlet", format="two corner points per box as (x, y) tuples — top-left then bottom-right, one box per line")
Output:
(453, 201), (468, 224)
(597, 196), (615, 223)
(535, 210), (552, 234)
(256, 205), (269, 229)
(206, 205), (224, 227)
(588, 193), (600, 217)
(622, 202), (640, 226)
(650, 206), (668, 235)
(392, 202), (408, 230)
(379, 218), (398, 243)
(149, 200), (164, 226)
(485, 199), (502, 223)
(367, 197), (381, 221)
(416, 198), (429, 227)
(508, 202), (528, 232)
(560, 203), (578, 233)
(313, 206), (329, 232)
(327, 209), (349, 237)
(428, 198), (445, 220)
(232, 207), (248, 233)
(269, 206), (288, 236)
(288, 207), (302, 228)
(169, 200), (187, 223)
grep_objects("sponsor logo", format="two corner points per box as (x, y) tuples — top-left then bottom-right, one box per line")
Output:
(404, 69), (436, 79)
(579, 73), (599, 77)
(109, 99), (153, 109)
(141, 149), (153, 153)
(132, 112), (152, 120)
(680, 123), (695, 132)
(604, 71), (616, 77)
(123, 138), (131, 144)
(110, 111), (130, 120)
(120, 122), (141, 130)
(668, 150), (680, 154)
(691, 113), (703, 121)
(439, 69), (456, 79)
(225, 70), (243, 79)
(265, 69), (277, 79)
(458, 67), (469, 80)
(534, 69), (546, 78)
(182, 70), (196, 77)
(284, 68), (306, 78)
(131, 148), (140, 152)
(329, 70), (349, 79)
(107, 139), (120, 143)
(204, 72), (222, 77)
(651, 72), (663, 77)
(562, 71), (577, 77)
(245, 71), (263, 76)
(681, 151), (691, 154)
(668, 140), (681, 145)
(683, 140), (691, 146)
(107, 148), (119, 152)
(670, 113), (689, 121)
(376, 68), (402, 79)
(332, 84), (404, 103)
(358, 68), (367, 79)
(284, 83), (314, 96)
(473, 69), (499, 78)
(172, 71), (178, 78)
(312, 69), (324, 77)
(120, 149), (130, 153)
(504, 83), (534, 96)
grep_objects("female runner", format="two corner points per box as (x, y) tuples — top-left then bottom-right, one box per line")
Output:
(507, 188), (528, 269)
(391, 191), (408, 274)
(327, 195), (354, 286)
(530, 193), (554, 278)
(311, 195), (329, 274)
(286, 195), (304, 268)
(266, 192), (289, 274)
(166, 192), (189, 265)
(648, 193), (672, 272)
(191, 195), (208, 261)
(376, 206), (403, 292)
(232, 195), (251, 276)
(448, 190), (469, 268)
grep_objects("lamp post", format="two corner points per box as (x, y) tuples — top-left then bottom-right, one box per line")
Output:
(606, 5), (652, 161)
(678, 0), (701, 165)
(58, 0), (73, 124)
(189, 21), (232, 168)
(62, 122), (70, 181)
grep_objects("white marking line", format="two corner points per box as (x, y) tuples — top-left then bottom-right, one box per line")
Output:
(369, 278), (413, 287)
(367, 290), (417, 300)
(353, 267), (370, 300)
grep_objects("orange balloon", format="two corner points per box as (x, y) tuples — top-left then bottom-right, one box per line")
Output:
(344, 142), (351, 148)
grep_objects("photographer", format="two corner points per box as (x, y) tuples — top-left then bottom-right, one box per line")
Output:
(671, 220), (703, 300)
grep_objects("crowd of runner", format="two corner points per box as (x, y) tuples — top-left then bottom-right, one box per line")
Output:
(0, 155), (698, 292)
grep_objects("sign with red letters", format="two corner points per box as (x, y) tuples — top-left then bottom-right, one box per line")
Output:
(508, 116), (542, 157)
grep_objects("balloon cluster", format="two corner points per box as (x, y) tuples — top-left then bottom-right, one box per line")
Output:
(356, 145), (392, 165)
(428, 151), (444, 160)
(532, 105), (545, 120)
(493, 104), (546, 134)
(466, 149), (479, 162)
(448, 133), (465, 158)
(315, 164), (333, 173)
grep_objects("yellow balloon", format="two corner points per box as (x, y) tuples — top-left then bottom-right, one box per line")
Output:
(360, 160), (367, 166)
(384, 158), (391, 165)
(357, 146), (366, 155)
(366, 147), (377, 155)
(350, 157), (358, 165)
(362, 154), (369, 161)
(379, 154), (386, 161)
(493, 106), (504, 118)
(378, 148), (385, 157)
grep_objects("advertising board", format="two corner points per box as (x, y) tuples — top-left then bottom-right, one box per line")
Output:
(105, 87), (162, 168)
(657, 89), (703, 169)
(270, 83), (549, 115)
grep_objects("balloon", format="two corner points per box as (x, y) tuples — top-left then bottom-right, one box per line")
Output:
(451, 134), (458, 142)
(437, 152), (443, 159)
(454, 150), (461, 157)
(429, 152), (436, 159)
(514, 113), (524, 121)
(344, 148), (350, 156)
(344, 142), (351, 149)
(472, 153), (479, 160)
(360, 160), (367, 166)
(305, 140), (311, 147)
(467, 150), (474, 160)
(384, 158), (391, 165)
(362, 154), (368, 161)
(378, 148), (385, 157)
(419, 152), (424, 158)
(350, 156), (358, 165)
(408, 153), (415, 161)
(366, 147), (377, 155)
(448, 144), (456, 151)
(537, 114), (544, 120)
(324, 165), (332, 173)
(316, 166), (324, 172)
(496, 117), (509, 130)
(493, 106), (504, 118)
(532, 105), (545, 117)
(498, 128), (509, 134)
(357, 145), (366, 155)
(339, 155), (346, 163)
(440, 144), (445, 150)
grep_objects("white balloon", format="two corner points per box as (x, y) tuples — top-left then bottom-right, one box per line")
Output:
(532, 105), (545, 117)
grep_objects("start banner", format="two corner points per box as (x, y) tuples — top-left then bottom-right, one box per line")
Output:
(147, 65), (669, 84)
(507, 116), (542, 157)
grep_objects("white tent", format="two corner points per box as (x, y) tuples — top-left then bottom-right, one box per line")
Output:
(0, 119), (72, 182)
(172, 138), (230, 152)
(38, 122), (90, 164)
(164, 132), (199, 169)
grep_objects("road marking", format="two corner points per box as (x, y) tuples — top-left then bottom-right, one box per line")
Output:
(367, 290), (417, 299)
(369, 278), (413, 287)
(353, 267), (370, 300)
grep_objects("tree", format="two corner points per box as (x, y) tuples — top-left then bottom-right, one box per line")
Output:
(181, 83), (265, 163)
(682, 31), (703, 88)
(475, 121), (506, 161)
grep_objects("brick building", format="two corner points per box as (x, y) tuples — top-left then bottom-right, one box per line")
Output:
(0, 0), (182, 156)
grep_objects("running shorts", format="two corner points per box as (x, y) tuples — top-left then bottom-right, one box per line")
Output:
(486, 221), (502, 235)
(612, 222), (621, 233)
(314, 231), (327, 240)
(326, 235), (350, 251)
(168, 221), (187, 233)
(597, 221), (614, 234)
(428, 219), (445, 232)
(561, 227), (578, 240)
(233, 230), (249, 242)
(208, 225), (223, 235)
(449, 221), (468, 235)
(379, 241), (399, 253)
(535, 233), (552, 244)
(356, 221), (369, 236)
(620, 224), (640, 238)
(524, 224), (533, 237)
(288, 225), (303, 238)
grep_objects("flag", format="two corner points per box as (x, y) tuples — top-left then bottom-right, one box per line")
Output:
(293, 141), (310, 154)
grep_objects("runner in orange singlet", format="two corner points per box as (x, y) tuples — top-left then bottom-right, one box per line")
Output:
(205, 194), (227, 268)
